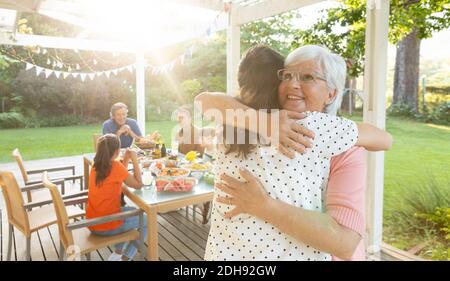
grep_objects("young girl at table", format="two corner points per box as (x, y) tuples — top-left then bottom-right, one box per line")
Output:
(86, 133), (146, 261)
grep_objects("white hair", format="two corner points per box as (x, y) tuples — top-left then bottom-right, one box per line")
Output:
(285, 45), (347, 115)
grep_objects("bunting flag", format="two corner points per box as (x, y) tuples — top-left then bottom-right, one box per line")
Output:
(44, 69), (53, 78)
(35, 66), (43, 76)
(88, 73), (96, 80)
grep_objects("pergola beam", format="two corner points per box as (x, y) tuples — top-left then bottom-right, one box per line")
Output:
(236, 0), (323, 25)
(0, 0), (41, 13)
(167, 0), (224, 11)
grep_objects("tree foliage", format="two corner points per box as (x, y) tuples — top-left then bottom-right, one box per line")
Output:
(294, 0), (450, 77)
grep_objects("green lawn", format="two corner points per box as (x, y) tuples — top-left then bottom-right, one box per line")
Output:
(0, 121), (177, 163)
(341, 114), (450, 196)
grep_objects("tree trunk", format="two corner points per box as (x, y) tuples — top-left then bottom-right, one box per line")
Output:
(393, 29), (421, 112)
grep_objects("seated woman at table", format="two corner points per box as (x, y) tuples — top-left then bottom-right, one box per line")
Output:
(174, 105), (206, 156)
(102, 102), (143, 148)
(86, 134), (146, 261)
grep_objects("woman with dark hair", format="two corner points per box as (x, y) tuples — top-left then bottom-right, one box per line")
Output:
(201, 45), (391, 261)
(86, 134), (146, 261)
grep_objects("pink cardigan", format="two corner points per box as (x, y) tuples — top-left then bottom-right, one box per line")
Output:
(327, 146), (367, 261)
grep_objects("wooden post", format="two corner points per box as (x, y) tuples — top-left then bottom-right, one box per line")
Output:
(136, 51), (146, 136)
(362, 0), (390, 255)
(226, 3), (240, 95)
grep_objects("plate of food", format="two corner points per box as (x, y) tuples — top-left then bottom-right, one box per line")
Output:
(182, 162), (211, 172)
(155, 177), (197, 192)
(164, 154), (181, 168)
(134, 139), (156, 150)
(157, 167), (190, 178)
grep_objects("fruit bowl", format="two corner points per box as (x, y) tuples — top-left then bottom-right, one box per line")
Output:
(155, 177), (197, 192)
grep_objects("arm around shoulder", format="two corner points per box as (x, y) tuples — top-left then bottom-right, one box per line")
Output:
(356, 123), (393, 151)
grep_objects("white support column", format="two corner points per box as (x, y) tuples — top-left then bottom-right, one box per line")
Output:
(226, 3), (240, 95)
(362, 0), (390, 255)
(136, 52), (146, 136)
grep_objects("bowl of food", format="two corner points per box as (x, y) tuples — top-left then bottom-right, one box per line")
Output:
(134, 138), (156, 149)
(157, 167), (190, 178)
(164, 155), (180, 168)
(190, 171), (204, 180)
(182, 162), (211, 172)
(149, 161), (165, 175)
(155, 177), (197, 192)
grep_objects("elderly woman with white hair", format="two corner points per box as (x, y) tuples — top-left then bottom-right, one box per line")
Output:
(195, 45), (392, 261)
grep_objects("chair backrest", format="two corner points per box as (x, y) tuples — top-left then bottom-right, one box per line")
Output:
(93, 134), (102, 152)
(0, 171), (30, 234)
(12, 148), (28, 183)
(42, 172), (74, 248)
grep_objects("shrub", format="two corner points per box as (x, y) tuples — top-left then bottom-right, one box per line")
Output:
(387, 103), (417, 118)
(0, 112), (25, 128)
(384, 176), (450, 260)
(416, 207), (450, 260)
(425, 101), (450, 125)
(388, 101), (450, 125)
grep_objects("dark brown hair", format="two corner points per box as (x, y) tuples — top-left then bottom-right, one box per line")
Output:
(93, 134), (121, 186)
(224, 45), (284, 158)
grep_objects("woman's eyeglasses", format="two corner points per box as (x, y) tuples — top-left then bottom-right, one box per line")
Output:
(277, 69), (327, 84)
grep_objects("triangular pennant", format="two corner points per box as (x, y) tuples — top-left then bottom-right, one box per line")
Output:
(71, 72), (79, 78)
(88, 73), (96, 80)
(63, 72), (70, 79)
(112, 69), (119, 75)
(25, 63), (34, 71)
(35, 66), (43, 76)
(127, 65), (134, 73)
(96, 72), (104, 77)
(44, 69), (53, 78)
(105, 71), (111, 78)
(80, 73), (87, 81)
(54, 71), (61, 78)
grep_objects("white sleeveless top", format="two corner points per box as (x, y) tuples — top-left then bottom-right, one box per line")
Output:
(204, 112), (358, 261)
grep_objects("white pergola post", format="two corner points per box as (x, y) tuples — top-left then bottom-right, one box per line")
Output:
(226, 2), (240, 95)
(135, 51), (146, 136)
(362, 0), (390, 255)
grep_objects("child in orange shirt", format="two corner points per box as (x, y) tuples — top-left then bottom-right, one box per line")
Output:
(86, 134), (145, 261)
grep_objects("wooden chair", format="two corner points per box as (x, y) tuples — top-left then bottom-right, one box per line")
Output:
(42, 172), (146, 261)
(12, 148), (84, 202)
(0, 171), (86, 261)
(93, 133), (102, 152)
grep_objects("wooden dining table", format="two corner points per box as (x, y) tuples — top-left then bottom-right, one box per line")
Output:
(82, 153), (214, 261)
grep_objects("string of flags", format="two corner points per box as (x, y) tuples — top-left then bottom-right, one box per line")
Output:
(22, 45), (195, 81)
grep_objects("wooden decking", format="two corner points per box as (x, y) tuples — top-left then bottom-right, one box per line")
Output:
(0, 206), (210, 261)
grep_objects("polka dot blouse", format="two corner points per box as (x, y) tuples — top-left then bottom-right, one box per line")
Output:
(204, 112), (358, 261)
